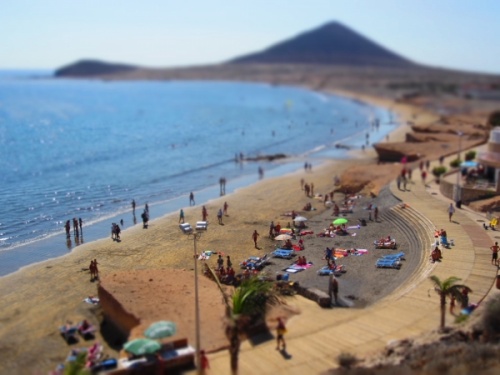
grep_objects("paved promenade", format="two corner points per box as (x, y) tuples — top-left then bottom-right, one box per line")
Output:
(204, 171), (500, 375)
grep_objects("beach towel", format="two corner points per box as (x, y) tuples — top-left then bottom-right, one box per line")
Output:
(300, 230), (314, 236)
(292, 245), (303, 251)
(347, 225), (361, 230)
(84, 297), (99, 305)
(286, 263), (313, 272)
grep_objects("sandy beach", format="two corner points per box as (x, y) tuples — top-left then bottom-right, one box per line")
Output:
(0, 84), (479, 375)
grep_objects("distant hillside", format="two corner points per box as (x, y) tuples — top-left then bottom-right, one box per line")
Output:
(229, 21), (414, 67)
(54, 59), (138, 77)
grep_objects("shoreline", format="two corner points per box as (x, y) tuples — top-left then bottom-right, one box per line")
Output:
(0, 86), (395, 279)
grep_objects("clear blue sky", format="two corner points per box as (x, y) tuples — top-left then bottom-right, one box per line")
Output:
(2, 0), (499, 74)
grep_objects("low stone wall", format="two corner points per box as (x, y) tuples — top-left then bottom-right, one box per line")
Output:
(439, 175), (496, 203)
(296, 285), (331, 308)
(97, 283), (140, 336)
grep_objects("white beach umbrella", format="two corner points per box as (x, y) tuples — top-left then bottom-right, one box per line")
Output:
(274, 234), (292, 241)
(293, 216), (308, 222)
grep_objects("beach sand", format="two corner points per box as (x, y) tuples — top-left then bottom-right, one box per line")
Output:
(0, 90), (459, 375)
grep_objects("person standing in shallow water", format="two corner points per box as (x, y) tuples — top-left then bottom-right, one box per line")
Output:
(65, 220), (71, 238)
(189, 192), (195, 206)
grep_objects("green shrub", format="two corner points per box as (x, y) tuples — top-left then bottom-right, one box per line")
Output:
(337, 352), (358, 369)
(487, 110), (500, 127)
(481, 294), (500, 340)
(450, 159), (462, 168)
(432, 166), (447, 177)
(465, 151), (476, 161)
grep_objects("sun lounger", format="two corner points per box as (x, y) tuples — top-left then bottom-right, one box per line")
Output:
(240, 254), (269, 270)
(317, 265), (345, 276)
(272, 249), (295, 259)
(179, 223), (193, 234)
(381, 252), (405, 260)
(440, 236), (451, 248)
(374, 239), (397, 249)
(376, 258), (401, 269)
(195, 221), (208, 230)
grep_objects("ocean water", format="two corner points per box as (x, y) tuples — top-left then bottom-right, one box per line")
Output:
(0, 71), (395, 276)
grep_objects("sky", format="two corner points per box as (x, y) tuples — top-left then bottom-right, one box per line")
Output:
(1, 0), (499, 74)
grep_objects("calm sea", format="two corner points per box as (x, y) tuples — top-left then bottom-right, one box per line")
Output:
(0, 70), (395, 276)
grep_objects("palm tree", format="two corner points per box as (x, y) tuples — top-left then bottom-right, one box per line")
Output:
(208, 267), (281, 375)
(429, 275), (472, 330)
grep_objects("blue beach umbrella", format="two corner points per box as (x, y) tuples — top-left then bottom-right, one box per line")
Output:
(460, 160), (478, 168)
(144, 321), (177, 340)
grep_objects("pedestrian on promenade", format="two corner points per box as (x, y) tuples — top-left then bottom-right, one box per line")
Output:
(491, 242), (499, 266)
(276, 317), (287, 350)
(448, 203), (455, 222)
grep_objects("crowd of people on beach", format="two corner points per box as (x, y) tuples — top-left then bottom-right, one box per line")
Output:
(65, 218), (83, 238)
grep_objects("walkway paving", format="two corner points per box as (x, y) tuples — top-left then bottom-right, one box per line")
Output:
(202, 170), (500, 375)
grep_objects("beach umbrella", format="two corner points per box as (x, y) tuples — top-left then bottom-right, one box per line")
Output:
(293, 216), (308, 222)
(123, 338), (161, 355)
(144, 321), (177, 339)
(332, 218), (348, 225)
(460, 160), (478, 168)
(274, 234), (292, 241)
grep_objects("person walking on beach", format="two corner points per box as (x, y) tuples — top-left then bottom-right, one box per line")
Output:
(223, 201), (228, 216)
(132, 199), (136, 214)
(226, 255), (232, 269)
(78, 218), (83, 235)
(217, 208), (223, 225)
(448, 203), (456, 222)
(179, 209), (185, 224)
(374, 206), (379, 222)
(258, 166), (264, 179)
(93, 259), (99, 280)
(491, 242), (499, 266)
(202, 206), (208, 221)
(189, 192), (195, 206)
(145, 202), (149, 213)
(252, 230), (260, 248)
(89, 260), (96, 281)
(276, 317), (287, 350)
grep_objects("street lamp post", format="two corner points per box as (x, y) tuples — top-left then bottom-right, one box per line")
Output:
(179, 221), (207, 375)
(454, 131), (464, 204)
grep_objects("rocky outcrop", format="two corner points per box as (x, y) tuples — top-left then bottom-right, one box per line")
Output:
(55, 59), (138, 77)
